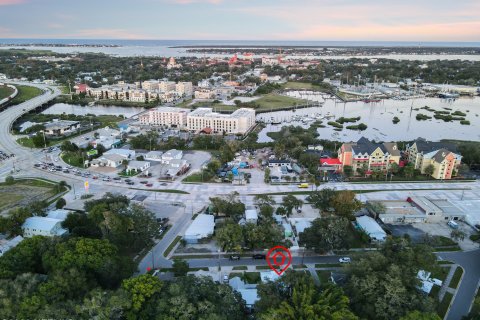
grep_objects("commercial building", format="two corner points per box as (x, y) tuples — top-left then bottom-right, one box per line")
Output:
(144, 151), (164, 162)
(139, 107), (189, 128)
(184, 214), (215, 244)
(43, 120), (80, 137)
(337, 137), (400, 174)
(126, 160), (151, 173)
(176, 82), (193, 97)
(187, 108), (255, 135)
(22, 217), (68, 238)
(356, 216), (387, 241)
(405, 139), (461, 180)
(161, 149), (183, 164)
(91, 153), (125, 168)
(194, 88), (215, 100)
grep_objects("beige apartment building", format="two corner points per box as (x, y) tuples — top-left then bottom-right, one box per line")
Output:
(194, 88), (215, 100)
(139, 107), (190, 127)
(186, 108), (255, 134)
(159, 81), (176, 93)
(176, 82), (193, 97)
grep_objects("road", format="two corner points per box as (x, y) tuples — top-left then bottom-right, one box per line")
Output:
(438, 249), (480, 320)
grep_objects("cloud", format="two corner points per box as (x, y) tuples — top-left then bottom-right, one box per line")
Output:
(72, 28), (154, 40)
(0, 0), (25, 5)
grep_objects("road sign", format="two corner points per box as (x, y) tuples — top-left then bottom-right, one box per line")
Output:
(84, 180), (89, 192)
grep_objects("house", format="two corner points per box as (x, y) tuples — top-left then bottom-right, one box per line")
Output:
(293, 219), (312, 240)
(228, 277), (259, 310)
(184, 214), (215, 244)
(22, 217), (68, 237)
(46, 209), (73, 220)
(0, 235), (24, 257)
(355, 216), (387, 241)
(145, 151), (164, 162)
(73, 83), (89, 94)
(43, 120), (80, 137)
(416, 270), (442, 295)
(337, 137), (400, 174)
(161, 149), (183, 164)
(127, 160), (151, 173)
(91, 153), (125, 168)
(260, 271), (281, 283)
(319, 158), (342, 172)
(405, 139), (461, 180)
(245, 208), (258, 224)
(162, 159), (190, 178)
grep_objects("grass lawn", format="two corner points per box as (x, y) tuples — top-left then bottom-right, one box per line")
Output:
(0, 178), (62, 211)
(129, 188), (189, 194)
(255, 93), (307, 111)
(293, 264), (307, 269)
(431, 266), (450, 283)
(438, 260), (454, 265)
(256, 265), (279, 270)
(316, 270), (331, 284)
(281, 82), (323, 91)
(229, 272), (243, 279)
(437, 291), (454, 319)
(0, 193), (24, 211)
(17, 137), (49, 148)
(9, 85), (43, 105)
(315, 263), (342, 268)
(0, 85), (14, 100)
(429, 285), (441, 300)
(182, 171), (214, 183)
(163, 236), (182, 257)
(232, 266), (248, 271)
(449, 267), (464, 289)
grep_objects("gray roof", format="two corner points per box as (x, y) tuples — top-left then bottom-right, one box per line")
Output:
(411, 139), (457, 153)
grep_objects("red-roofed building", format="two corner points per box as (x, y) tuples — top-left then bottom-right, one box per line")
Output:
(319, 158), (342, 172)
(73, 83), (89, 94)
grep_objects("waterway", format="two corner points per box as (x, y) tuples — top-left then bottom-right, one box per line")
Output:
(257, 94), (480, 143)
(41, 103), (145, 117)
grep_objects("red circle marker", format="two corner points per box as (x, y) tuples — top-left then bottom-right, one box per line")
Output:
(266, 246), (292, 276)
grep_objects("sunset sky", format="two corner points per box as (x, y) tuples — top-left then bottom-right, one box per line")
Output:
(0, 0), (479, 41)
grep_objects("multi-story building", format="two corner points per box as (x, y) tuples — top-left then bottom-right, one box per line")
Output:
(139, 106), (190, 128)
(195, 88), (216, 100)
(337, 137), (401, 173)
(159, 81), (176, 93)
(186, 108), (255, 135)
(176, 82), (193, 97)
(142, 80), (160, 91)
(405, 140), (461, 179)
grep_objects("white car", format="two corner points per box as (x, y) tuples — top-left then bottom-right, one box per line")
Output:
(339, 257), (351, 263)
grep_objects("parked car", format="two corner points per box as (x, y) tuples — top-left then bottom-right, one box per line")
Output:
(146, 183), (153, 187)
(126, 181), (134, 185)
(252, 254), (266, 260)
(223, 275), (229, 283)
(229, 255), (240, 260)
(339, 257), (351, 263)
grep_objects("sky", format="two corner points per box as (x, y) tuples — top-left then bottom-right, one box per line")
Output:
(0, 0), (479, 41)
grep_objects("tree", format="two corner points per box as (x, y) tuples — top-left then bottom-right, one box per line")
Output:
(330, 191), (362, 219)
(400, 311), (441, 320)
(60, 141), (79, 152)
(254, 194), (276, 207)
(0, 207), (32, 236)
(264, 167), (271, 183)
(403, 163), (415, 178)
(365, 201), (387, 219)
(280, 195), (303, 217)
(122, 274), (163, 311)
(216, 223), (243, 252)
(273, 143), (286, 158)
(343, 165), (353, 178)
(172, 259), (189, 277)
(299, 216), (351, 253)
(450, 229), (466, 242)
(306, 188), (336, 213)
(32, 133), (47, 148)
(5, 175), (14, 185)
(424, 164), (435, 176)
(55, 198), (66, 209)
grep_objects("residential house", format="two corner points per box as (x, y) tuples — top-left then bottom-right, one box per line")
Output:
(0, 235), (24, 257)
(127, 161), (151, 173)
(245, 208), (258, 224)
(184, 214), (215, 244)
(355, 216), (387, 241)
(22, 217), (68, 237)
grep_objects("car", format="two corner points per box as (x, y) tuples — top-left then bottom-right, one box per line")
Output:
(160, 182), (168, 186)
(125, 179), (132, 183)
(146, 183), (153, 187)
(252, 254), (266, 260)
(140, 181), (148, 184)
(113, 177), (121, 180)
(54, 158), (59, 162)
(229, 255), (240, 260)
(102, 178), (111, 182)
(126, 181), (134, 185)
(223, 275), (229, 283)
(92, 176), (98, 180)
(339, 257), (351, 263)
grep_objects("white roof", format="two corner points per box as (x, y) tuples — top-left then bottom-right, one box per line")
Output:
(0, 235), (24, 255)
(260, 271), (281, 283)
(22, 217), (64, 232)
(356, 216), (387, 241)
(128, 160), (150, 168)
(104, 148), (134, 158)
(295, 220), (312, 234)
(145, 151), (164, 159)
(163, 149), (183, 158)
(450, 200), (480, 226)
(46, 209), (72, 221)
(245, 209), (258, 220)
(417, 270), (432, 281)
(184, 214), (215, 239)
(238, 289), (259, 306)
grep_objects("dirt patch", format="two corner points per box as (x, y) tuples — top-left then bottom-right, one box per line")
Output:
(0, 183), (56, 213)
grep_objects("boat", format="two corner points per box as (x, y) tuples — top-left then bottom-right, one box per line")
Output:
(362, 98), (381, 103)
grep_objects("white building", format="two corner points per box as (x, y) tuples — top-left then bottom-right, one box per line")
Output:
(139, 107), (190, 128)
(44, 120), (80, 137)
(104, 148), (136, 160)
(0, 235), (24, 257)
(161, 149), (183, 164)
(187, 108), (255, 135)
(91, 153), (125, 168)
(356, 216), (387, 241)
(245, 209), (258, 224)
(184, 214), (215, 244)
(22, 217), (68, 238)
(229, 277), (259, 309)
(127, 160), (151, 173)
(145, 151), (164, 162)
(159, 80), (176, 93)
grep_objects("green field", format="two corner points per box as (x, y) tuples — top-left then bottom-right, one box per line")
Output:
(0, 178), (60, 211)
(254, 93), (307, 111)
(9, 85), (43, 105)
(281, 82), (323, 90)
(437, 291), (454, 318)
(449, 267), (464, 289)
(0, 85), (15, 100)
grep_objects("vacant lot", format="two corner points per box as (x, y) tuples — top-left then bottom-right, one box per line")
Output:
(9, 85), (43, 105)
(281, 82), (323, 91)
(0, 179), (58, 212)
(255, 93), (307, 111)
